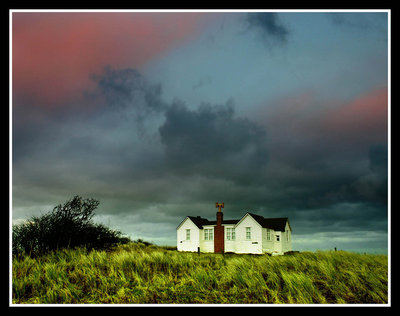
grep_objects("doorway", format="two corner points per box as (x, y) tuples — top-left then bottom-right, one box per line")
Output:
(274, 233), (281, 253)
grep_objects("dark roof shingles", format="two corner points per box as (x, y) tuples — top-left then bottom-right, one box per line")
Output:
(186, 213), (289, 231)
(187, 216), (211, 229)
(248, 213), (289, 231)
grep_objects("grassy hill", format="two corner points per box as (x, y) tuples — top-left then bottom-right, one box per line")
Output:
(12, 242), (388, 304)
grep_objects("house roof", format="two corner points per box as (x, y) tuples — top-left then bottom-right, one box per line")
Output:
(186, 216), (239, 229)
(203, 219), (240, 226)
(186, 216), (212, 229)
(247, 213), (290, 232)
(179, 213), (290, 231)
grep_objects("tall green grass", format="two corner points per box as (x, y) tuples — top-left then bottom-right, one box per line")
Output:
(12, 243), (388, 304)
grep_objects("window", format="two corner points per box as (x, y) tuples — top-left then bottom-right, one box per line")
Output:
(246, 227), (251, 240)
(286, 230), (290, 242)
(204, 228), (213, 240)
(276, 234), (280, 242)
(226, 228), (236, 240)
(266, 229), (271, 241)
(186, 229), (190, 240)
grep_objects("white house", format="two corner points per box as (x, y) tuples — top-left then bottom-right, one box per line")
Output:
(176, 205), (292, 255)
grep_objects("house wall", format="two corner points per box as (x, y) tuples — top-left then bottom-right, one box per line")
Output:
(200, 225), (214, 253)
(224, 224), (236, 253)
(177, 218), (200, 252)
(281, 222), (292, 253)
(234, 214), (263, 254)
(261, 228), (275, 254)
(273, 231), (282, 254)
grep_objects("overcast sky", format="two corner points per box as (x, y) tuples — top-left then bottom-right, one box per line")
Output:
(11, 10), (389, 253)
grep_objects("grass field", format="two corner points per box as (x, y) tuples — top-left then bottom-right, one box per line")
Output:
(12, 242), (388, 304)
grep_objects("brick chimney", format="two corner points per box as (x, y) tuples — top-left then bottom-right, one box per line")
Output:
(214, 202), (224, 254)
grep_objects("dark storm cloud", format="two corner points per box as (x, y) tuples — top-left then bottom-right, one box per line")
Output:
(334, 144), (388, 207)
(327, 12), (387, 31)
(159, 100), (268, 183)
(91, 66), (165, 111)
(292, 202), (387, 234)
(12, 101), (87, 166)
(246, 12), (289, 44)
(369, 144), (388, 176)
(87, 66), (167, 136)
(87, 67), (270, 185)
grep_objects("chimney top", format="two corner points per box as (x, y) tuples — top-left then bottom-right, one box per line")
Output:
(216, 202), (224, 212)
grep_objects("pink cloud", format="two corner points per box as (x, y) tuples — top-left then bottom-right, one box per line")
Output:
(12, 12), (214, 106)
(260, 86), (387, 139)
(321, 87), (388, 144)
(254, 86), (388, 161)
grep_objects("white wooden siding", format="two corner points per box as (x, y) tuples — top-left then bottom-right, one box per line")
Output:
(235, 214), (263, 254)
(281, 221), (292, 253)
(177, 218), (200, 252)
(200, 225), (214, 253)
(224, 224), (236, 253)
(261, 228), (275, 254)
